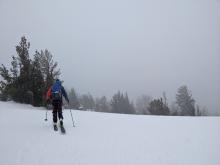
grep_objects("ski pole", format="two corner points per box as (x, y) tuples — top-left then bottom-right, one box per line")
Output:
(69, 108), (75, 127)
(45, 107), (48, 121)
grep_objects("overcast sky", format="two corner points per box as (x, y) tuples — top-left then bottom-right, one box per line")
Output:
(0, 0), (220, 114)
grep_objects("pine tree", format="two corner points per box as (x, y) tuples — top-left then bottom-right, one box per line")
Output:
(135, 95), (152, 114)
(0, 36), (61, 106)
(9, 56), (21, 102)
(79, 93), (95, 110)
(0, 64), (12, 101)
(111, 91), (122, 113)
(176, 85), (195, 116)
(0, 36), (31, 103)
(30, 55), (44, 106)
(34, 49), (60, 92)
(111, 91), (135, 114)
(16, 36), (32, 103)
(68, 88), (80, 109)
(34, 49), (60, 104)
(148, 98), (170, 115)
(95, 96), (110, 112)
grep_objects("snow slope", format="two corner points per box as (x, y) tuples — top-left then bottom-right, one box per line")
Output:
(0, 101), (220, 165)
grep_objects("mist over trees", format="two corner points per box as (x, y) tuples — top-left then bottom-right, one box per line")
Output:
(73, 88), (206, 116)
(135, 95), (152, 115)
(110, 91), (135, 114)
(78, 93), (95, 110)
(68, 88), (80, 109)
(0, 36), (208, 116)
(95, 96), (111, 113)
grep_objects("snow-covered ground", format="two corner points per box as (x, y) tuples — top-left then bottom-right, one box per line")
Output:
(0, 101), (220, 165)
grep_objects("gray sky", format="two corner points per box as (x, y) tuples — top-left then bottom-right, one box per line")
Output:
(0, 0), (220, 114)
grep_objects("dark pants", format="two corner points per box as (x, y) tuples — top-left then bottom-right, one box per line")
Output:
(52, 100), (63, 123)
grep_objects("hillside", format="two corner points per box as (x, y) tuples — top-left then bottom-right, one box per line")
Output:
(0, 101), (220, 165)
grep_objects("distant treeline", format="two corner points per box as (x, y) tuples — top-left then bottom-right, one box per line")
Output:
(0, 36), (207, 116)
(69, 87), (207, 116)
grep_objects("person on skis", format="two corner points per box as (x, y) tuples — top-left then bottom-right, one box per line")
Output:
(46, 79), (69, 130)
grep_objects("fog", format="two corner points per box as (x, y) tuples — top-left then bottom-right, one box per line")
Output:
(0, 0), (220, 114)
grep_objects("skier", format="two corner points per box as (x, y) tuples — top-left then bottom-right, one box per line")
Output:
(46, 79), (69, 132)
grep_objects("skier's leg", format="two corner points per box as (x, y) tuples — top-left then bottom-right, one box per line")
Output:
(53, 111), (58, 123)
(51, 101), (59, 131)
(58, 102), (64, 126)
(52, 101), (58, 124)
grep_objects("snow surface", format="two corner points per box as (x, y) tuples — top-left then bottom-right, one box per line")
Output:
(0, 101), (220, 165)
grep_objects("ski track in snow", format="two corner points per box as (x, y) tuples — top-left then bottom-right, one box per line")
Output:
(0, 101), (220, 165)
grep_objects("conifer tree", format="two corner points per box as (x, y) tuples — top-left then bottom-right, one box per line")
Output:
(148, 98), (169, 115)
(30, 55), (44, 106)
(0, 36), (31, 103)
(15, 36), (32, 103)
(68, 88), (80, 109)
(176, 85), (195, 116)
(111, 91), (135, 114)
(0, 36), (61, 106)
(79, 93), (95, 110)
(34, 49), (60, 92)
(95, 96), (110, 112)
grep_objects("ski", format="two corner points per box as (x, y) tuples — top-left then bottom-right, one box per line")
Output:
(60, 125), (66, 134)
(53, 125), (58, 131)
(59, 120), (66, 134)
(52, 120), (67, 134)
